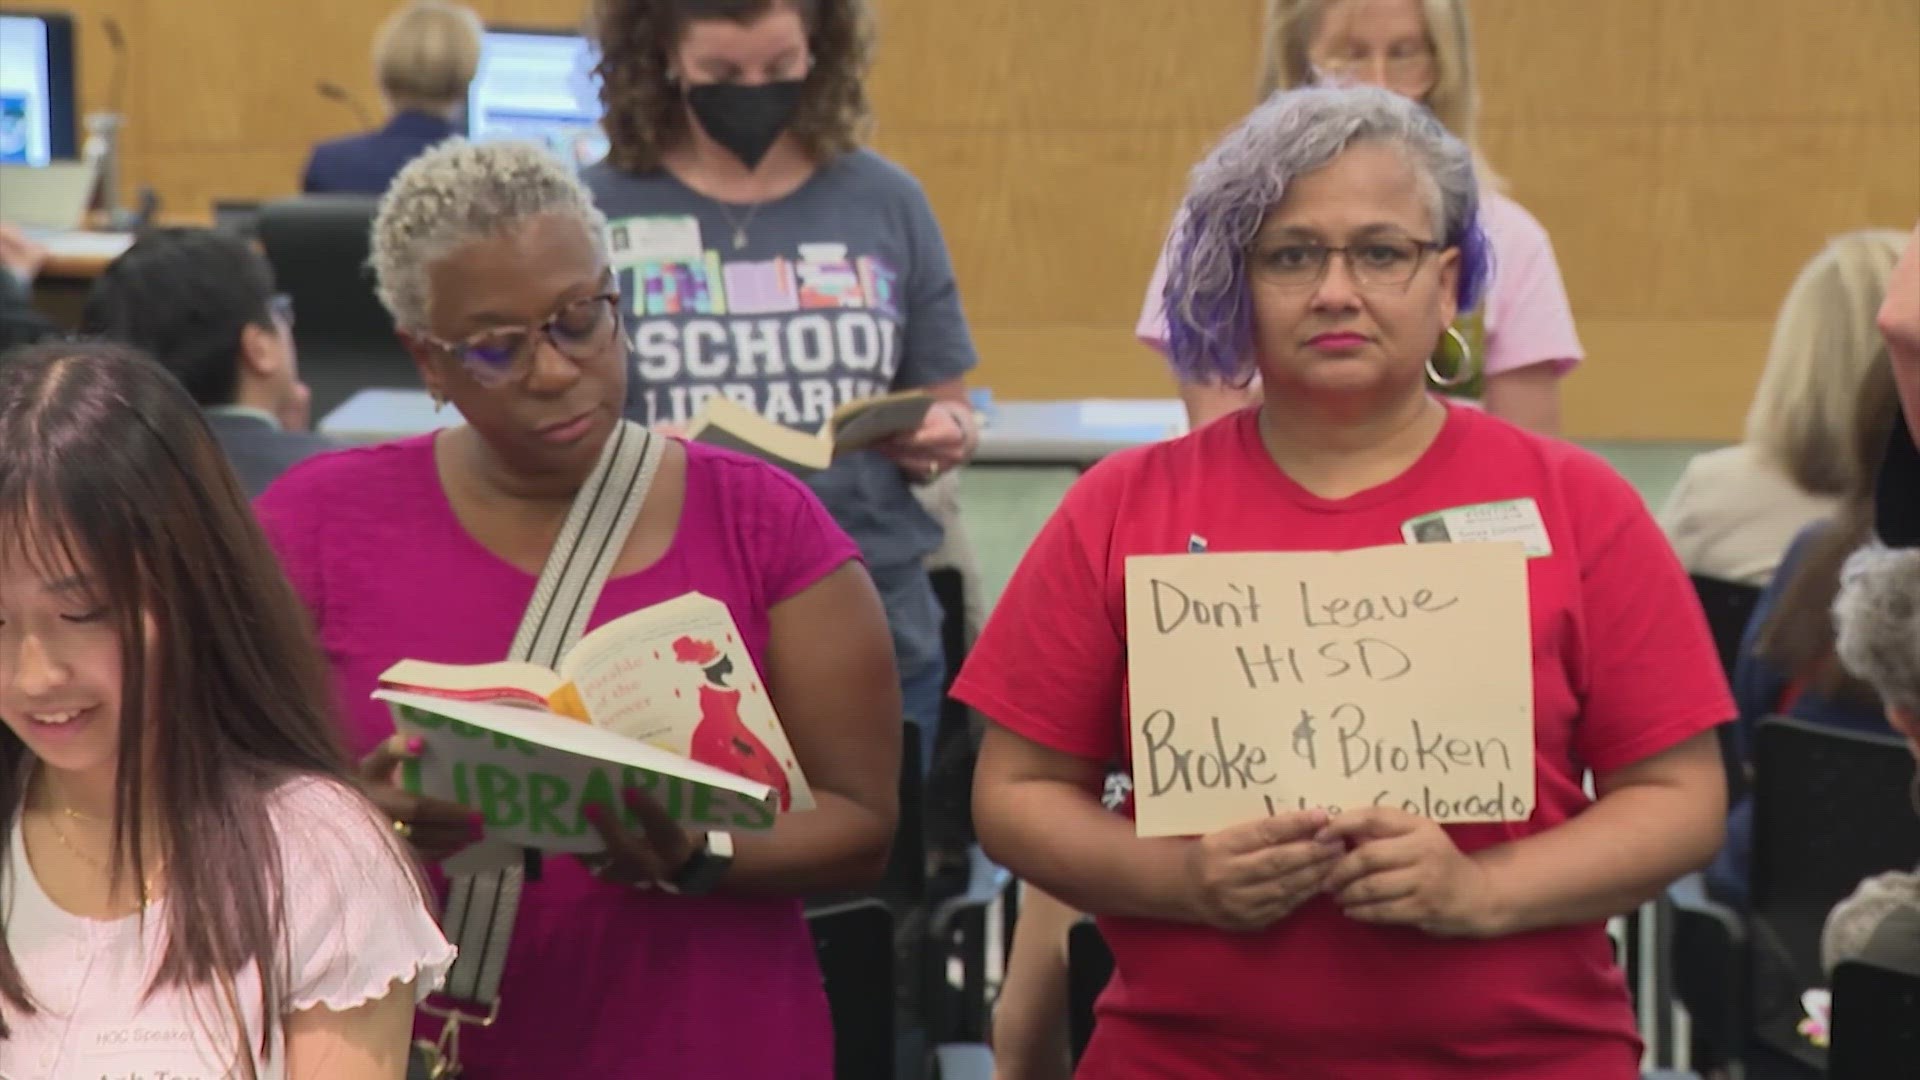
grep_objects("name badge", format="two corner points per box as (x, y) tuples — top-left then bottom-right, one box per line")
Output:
(1401, 497), (1553, 558)
(607, 214), (705, 267)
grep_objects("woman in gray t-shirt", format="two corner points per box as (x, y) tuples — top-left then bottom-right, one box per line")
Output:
(584, 0), (980, 773)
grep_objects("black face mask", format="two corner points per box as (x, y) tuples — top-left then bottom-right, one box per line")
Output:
(685, 80), (804, 171)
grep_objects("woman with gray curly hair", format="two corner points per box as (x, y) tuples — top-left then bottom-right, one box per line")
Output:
(957, 86), (1730, 1078)
(256, 138), (900, 1078)
(1822, 542), (1920, 977)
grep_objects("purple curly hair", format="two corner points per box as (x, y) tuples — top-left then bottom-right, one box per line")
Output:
(1164, 85), (1495, 386)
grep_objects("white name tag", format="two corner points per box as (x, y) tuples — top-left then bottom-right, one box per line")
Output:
(607, 215), (705, 266)
(1401, 498), (1553, 558)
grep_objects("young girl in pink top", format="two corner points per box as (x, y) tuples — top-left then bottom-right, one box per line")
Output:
(0, 340), (453, 1080)
(1138, 0), (1582, 437)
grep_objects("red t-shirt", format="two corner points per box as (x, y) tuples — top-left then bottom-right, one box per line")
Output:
(952, 404), (1733, 1079)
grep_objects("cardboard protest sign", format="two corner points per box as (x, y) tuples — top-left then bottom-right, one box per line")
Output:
(1125, 543), (1533, 837)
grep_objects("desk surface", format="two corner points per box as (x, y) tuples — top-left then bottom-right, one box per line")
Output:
(319, 389), (1188, 468)
(33, 210), (217, 279)
(36, 231), (137, 279)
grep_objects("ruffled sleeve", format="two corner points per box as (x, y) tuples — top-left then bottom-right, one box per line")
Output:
(270, 776), (456, 1011)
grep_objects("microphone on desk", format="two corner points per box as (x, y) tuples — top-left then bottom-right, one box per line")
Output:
(86, 16), (131, 219)
(102, 17), (127, 115)
(316, 81), (374, 129)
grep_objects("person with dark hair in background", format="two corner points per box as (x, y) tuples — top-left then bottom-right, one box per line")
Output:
(1875, 221), (1920, 548)
(303, 0), (483, 195)
(0, 224), (53, 354)
(80, 228), (333, 497)
(0, 339), (452, 1079)
(585, 0), (981, 777)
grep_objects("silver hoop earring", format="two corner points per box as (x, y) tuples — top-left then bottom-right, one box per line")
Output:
(1425, 325), (1477, 389)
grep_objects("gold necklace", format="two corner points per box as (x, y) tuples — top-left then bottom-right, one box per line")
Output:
(44, 811), (166, 906)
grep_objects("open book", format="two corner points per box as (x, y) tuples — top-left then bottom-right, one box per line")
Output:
(376, 592), (813, 852)
(683, 391), (934, 475)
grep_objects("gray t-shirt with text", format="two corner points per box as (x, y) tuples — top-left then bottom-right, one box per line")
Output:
(585, 150), (978, 671)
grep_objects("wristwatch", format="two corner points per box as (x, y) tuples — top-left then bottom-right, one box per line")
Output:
(661, 830), (734, 896)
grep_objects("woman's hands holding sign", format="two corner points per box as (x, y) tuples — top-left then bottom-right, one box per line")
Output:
(1180, 805), (1504, 938)
(1315, 806), (1501, 938)
(1182, 809), (1345, 932)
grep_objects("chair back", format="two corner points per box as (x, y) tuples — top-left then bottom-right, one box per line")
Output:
(878, 719), (927, 900)
(807, 899), (895, 1080)
(1750, 718), (1920, 1036)
(256, 196), (416, 418)
(1828, 959), (1920, 1079)
(1691, 574), (1763, 803)
(1690, 575), (1762, 680)
(1067, 916), (1113, 1065)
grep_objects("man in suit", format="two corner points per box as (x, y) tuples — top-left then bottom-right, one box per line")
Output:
(1878, 221), (1919, 547)
(82, 228), (334, 497)
(303, 1), (482, 195)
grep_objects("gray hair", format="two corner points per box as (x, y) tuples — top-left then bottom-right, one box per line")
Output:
(1163, 84), (1493, 385)
(370, 139), (609, 332)
(1833, 543), (1920, 715)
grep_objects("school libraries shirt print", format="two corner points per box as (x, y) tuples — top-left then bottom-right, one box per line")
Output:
(586, 149), (977, 674)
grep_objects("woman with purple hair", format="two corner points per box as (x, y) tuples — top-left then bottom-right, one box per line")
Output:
(1140, 0), (1582, 437)
(959, 85), (1730, 1079)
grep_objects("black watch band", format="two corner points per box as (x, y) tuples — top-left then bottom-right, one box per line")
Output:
(662, 830), (733, 896)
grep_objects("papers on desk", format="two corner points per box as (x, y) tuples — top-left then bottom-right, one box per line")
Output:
(35, 230), (136, 261)
(1075, 399), (1189, 438)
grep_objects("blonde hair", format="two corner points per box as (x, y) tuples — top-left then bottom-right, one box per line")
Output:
(1260, 0), (1497, 184)
(1745, 229), (1907, 496)
(374, 0), (484, 113)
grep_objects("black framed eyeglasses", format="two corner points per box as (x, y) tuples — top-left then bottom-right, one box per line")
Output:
(416, 290), (623, 388)
(1247, 234), (1443, 291)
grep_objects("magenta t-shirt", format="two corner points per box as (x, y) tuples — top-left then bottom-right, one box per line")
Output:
(256, 433), (859, 1078)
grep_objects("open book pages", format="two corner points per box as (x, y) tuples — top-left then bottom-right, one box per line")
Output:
(683, 391), (934, 475)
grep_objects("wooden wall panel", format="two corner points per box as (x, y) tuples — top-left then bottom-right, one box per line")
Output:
(1472, 0), (1662, 121)
(28, 0), (1920, 439)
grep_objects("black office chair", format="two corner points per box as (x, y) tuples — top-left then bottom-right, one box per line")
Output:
(1689, 575), (1763, 680)
(1689, 574), (1762, 805)
(1747, 718), (1919, 1072)
(1827, 959), (1920, 1079)
(255, 195), (416, 419)
(807, 898), (896, 1080)
(212, 198), (262, 239)
(1066, 916), (1112, 1065)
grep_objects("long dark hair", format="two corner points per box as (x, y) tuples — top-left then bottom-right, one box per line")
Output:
(1754, 353), (1901, 709)
(0, 340), (366, 1070)
(595, 0), (873, 172)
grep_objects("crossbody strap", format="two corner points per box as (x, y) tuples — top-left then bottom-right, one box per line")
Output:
(434, 420), (662, 1013)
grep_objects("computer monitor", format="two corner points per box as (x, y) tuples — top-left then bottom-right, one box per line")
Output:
(0, 9), (78, 165)
(466, 26), (608, 171)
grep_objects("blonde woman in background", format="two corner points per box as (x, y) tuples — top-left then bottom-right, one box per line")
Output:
(1661, 229), (1907, 586)
(302, 0), (483, 195)
(1141, 0), (1582, 436)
